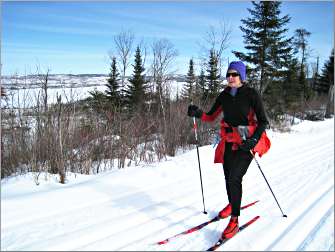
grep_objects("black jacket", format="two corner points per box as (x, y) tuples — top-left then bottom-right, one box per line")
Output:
(205, 85), (269, 140)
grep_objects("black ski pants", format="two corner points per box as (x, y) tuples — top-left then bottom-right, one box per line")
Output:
(222, 142), (253, 216)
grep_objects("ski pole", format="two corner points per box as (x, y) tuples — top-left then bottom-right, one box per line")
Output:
(250, 150), (287, 218)
(193, 116), (207, 214)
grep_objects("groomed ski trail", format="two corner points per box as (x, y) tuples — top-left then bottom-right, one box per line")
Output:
(1, 119), (333, 251)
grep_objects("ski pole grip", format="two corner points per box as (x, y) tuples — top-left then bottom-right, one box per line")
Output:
(193, 117), (198, 142)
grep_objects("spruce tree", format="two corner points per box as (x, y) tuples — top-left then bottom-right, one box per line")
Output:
(233, 1), (294, 95)
(125, 46), (147, 113)
(206, 49), (221, 100)
(294, 28), (312, 101)
(87, 89), (109, 114)
(282, 58), (302, 119)
(294, 28), (311, 77)
(315, 49), (334, 94)
(182, 59), (196, 101)
(197, 68), (207, 102)
(105, 57), (121, 106)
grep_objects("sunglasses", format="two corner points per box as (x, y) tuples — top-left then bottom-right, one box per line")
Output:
(226, 72), (240, 78)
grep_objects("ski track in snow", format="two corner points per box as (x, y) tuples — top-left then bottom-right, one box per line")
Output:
(1, 119), (334, 251)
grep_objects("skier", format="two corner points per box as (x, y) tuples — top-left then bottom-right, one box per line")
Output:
(187, 61), (270, 239)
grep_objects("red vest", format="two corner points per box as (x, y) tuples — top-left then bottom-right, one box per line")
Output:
(202, 109), (271, 163)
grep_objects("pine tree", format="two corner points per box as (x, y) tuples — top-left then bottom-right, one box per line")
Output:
(312, 56), (320, 90)
(125, 46), (147, 113)
(105, 57), (121, 106)
(197, 68), (207, 102)
(206, 49), (221, 100)
(315, 49), (334, 94)
(181, 59), (196, 101)
(87, 89), (109, 114)
(233, 1), (294, 95)
(316, 49), (334, 118)
(282, 58), (302, 119)
(294, 28), (312, 101)
(294, 28), (311, 77)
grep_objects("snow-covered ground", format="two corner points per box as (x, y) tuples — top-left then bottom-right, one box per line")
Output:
(1, 74), (186, 108)
(1, 118), (334, 251)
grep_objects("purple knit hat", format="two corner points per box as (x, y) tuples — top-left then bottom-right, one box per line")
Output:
(227, 61), (246, 81)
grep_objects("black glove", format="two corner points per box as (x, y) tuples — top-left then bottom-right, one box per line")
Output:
(187, 105), (203, 118)
(239, 137), (258, 152)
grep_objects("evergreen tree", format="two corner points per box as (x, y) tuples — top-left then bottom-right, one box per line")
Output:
(125, 46), (147, 113)
(206, 49), (221, 100)
(87, 89), (109, 114)
(105, 57), (121, 106)
(294, 28), (311, 76)
(233, 1), (294, 95)
(197, 68), (207, 102)
(294, 28), (312, 101)
(181, 59), (196, 101)
(315, 49), (334, 94)
(282, 58), (302, 119)
(312, 56), (320, 91)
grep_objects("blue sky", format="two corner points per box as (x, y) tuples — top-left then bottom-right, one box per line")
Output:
(1, 1), (334, 76)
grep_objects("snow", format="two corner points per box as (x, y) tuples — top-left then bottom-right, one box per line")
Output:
(2, 74), (109, 108)
(1, 118), (334, 251)
(1, 74), (185, 108)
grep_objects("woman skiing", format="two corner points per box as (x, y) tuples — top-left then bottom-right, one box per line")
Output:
(187, 61), (270, 239)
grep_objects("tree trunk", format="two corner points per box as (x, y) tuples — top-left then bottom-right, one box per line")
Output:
(325, 85), (334, 118)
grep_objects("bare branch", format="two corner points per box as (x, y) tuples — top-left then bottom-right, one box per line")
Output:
(113, 29), (135, 91)
(197, 20), (232, 71)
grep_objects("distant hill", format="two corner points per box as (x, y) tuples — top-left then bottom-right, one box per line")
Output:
(1, 74), (188, 89)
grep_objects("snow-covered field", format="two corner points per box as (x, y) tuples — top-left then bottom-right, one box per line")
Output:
(1, 74), (186, 108)
(1, 118), (334, 251)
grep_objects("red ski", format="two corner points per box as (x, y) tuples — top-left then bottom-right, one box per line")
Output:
(155, 200), (259, 245)
(206, 215), (260, 251)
